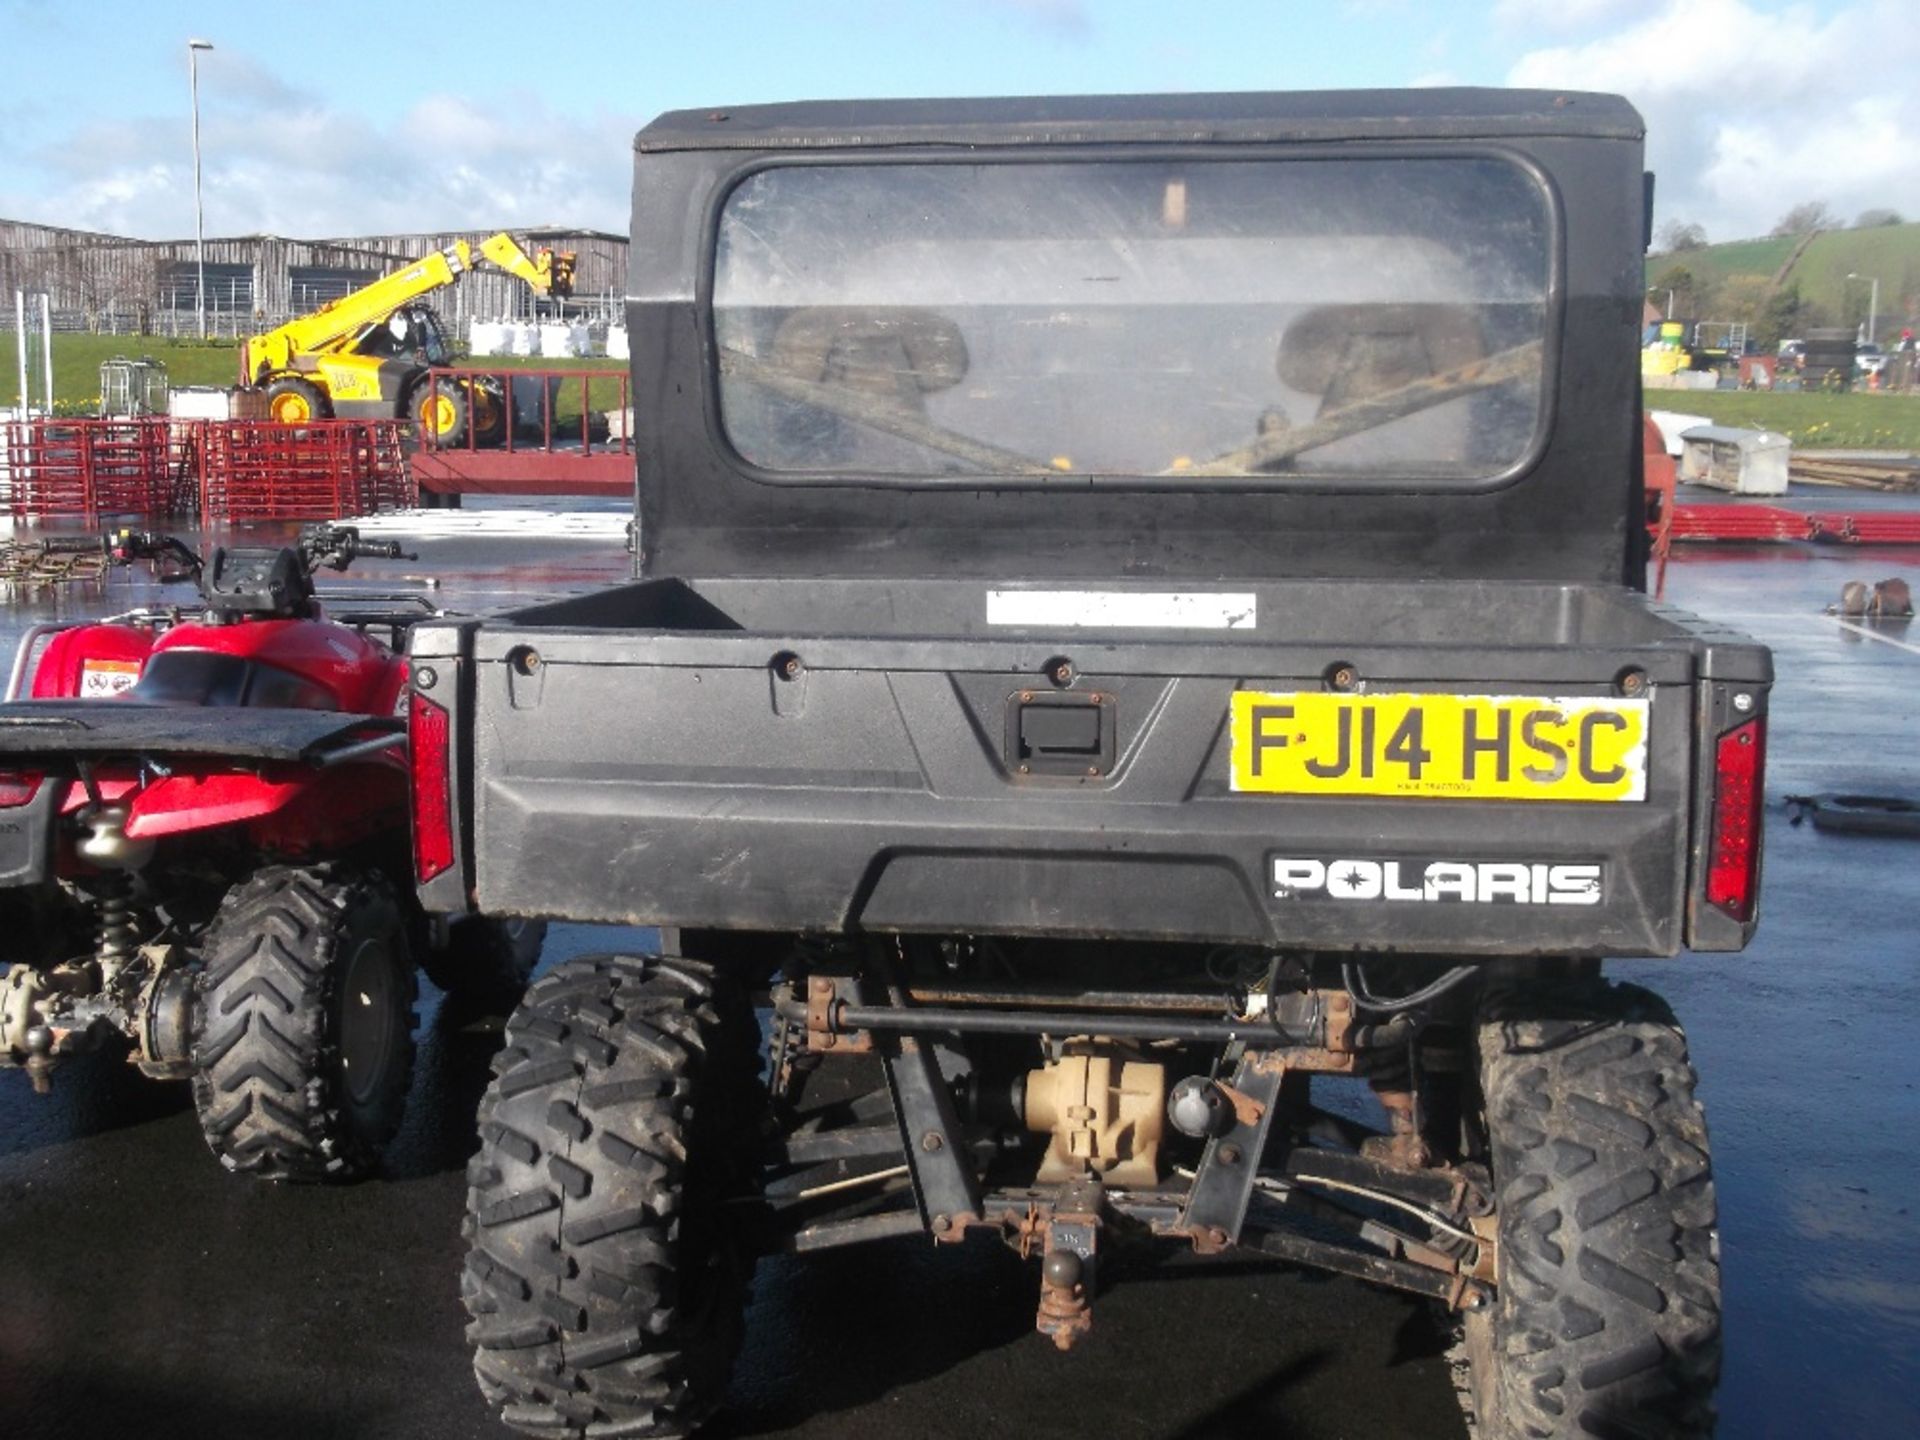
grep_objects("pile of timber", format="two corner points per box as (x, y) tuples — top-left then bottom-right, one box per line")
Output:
(1789, 456), (1920, 492)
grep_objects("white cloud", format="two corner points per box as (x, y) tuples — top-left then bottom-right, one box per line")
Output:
(1, 66), (632, 240)
(982, 0), (1092, 39)
(1508, 0), (1920, 242)
(1493, 0), (1664, 33)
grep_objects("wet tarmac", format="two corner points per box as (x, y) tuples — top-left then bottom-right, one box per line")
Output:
(1, 515), (1917, 1438)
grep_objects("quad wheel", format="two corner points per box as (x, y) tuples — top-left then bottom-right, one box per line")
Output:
(266, 376), (329, 424)
(462, 954), (761, 1439)
(412, 378), (471, 447)
(1462, 979), (1721, 1439)
(421, 915), (548, 1013)
(191, 864), (417, 1183)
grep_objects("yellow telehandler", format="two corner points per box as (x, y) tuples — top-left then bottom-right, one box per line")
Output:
(240, 233), (575, 445)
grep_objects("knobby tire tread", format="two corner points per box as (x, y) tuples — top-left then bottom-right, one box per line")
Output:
(190, 864), (416, 1182)
(1470, 980), (1721, 1440)
(463, 953), (760, 1439)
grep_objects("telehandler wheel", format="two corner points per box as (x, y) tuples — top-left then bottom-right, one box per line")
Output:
(1462, 980), (1720, 1440)
(412, 378), (471, 447)
(266, 376), (329, 424)
(421, 916), (548, 1013)
(462, 954), (762, 1439)
(471, 380), (509, 446)
(191, 864), (417, 1183)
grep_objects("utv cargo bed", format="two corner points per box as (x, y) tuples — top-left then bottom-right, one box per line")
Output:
(415, 575), (1766, 955)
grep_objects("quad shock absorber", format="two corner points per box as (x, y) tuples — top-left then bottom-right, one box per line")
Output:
(91, 874), (139, 988)
(75, 806), (156, 992)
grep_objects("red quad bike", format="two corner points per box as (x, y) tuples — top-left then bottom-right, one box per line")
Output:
(0, 525), (544, 1181)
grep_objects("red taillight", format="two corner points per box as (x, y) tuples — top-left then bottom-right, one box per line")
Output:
(0, 771), (42, 808)
(409, 690), (455, 883)
(1705, 717), (1765, 921)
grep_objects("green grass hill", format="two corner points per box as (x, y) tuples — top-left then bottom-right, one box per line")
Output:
(1647, 223), (1919, 341)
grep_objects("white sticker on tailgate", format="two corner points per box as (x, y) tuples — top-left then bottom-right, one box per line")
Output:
(987, 589), (1256, 630)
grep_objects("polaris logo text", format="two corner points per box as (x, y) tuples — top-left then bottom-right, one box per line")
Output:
(1271, 858), (1603, 905)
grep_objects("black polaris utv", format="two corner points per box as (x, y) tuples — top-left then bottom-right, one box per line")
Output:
(409, 89), (1768, 1438)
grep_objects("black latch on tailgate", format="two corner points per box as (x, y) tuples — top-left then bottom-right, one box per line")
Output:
(1006, 690), (1116, 777)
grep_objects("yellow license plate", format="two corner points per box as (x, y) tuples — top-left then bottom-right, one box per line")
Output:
(1229, 692), (1649, 802)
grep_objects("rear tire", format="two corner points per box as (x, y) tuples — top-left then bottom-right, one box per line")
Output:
(422, 916), (548, 1013)
(1463, 979), (1720, 1439)
(191, 864), (417, 1182)
(266, 376), (329, 424)
(462, 953), (760, 1439)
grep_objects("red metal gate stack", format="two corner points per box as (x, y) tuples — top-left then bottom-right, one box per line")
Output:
(197, 420), (416, 522)
(5, 418), (176, 520)
(6, 417), (414, 523)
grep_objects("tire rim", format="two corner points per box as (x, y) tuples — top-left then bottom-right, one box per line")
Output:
(338, 935), (399, 1108)
(271, 392), (311, 422)
(422, 394), (457, 435)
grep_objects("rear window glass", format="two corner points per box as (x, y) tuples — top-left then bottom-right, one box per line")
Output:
(713, 157), (1551, 484)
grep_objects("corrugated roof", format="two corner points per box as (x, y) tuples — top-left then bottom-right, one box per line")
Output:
(1680, 425), (1790, 448)
(0, 219), (620, 250)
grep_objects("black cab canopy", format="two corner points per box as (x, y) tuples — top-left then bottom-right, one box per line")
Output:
(624, 89), (1650, 587)
(635, 89), (1644, 151)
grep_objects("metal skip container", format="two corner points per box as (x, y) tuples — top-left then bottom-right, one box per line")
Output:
(1678, 424), (1791, 496)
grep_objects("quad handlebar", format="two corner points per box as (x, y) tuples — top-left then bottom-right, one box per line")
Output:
(107, 531), (206, 585)
(105, 525), (416, 584)
(101, 525), (418, 621)
(297, 524), (418, 571)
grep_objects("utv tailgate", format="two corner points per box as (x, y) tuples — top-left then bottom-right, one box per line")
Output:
(426, 578), (1769, 957)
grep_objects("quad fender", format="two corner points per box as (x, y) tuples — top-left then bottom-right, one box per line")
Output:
(125, 772), (308, 840)
(124, 761), (406, 850)
(28, 626), (155, 699)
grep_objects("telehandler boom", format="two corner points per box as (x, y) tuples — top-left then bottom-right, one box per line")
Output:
(240, 233), (575, 445)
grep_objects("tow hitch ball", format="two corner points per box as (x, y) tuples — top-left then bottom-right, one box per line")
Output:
(1037, 1245), (1092, 1351)
(1033, 1178), (1103, 1352)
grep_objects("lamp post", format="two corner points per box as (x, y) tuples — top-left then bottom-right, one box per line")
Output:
(1847, 272), (1879, 345)
(188, 38), (213, 338)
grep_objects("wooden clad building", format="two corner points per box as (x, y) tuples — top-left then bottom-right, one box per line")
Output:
(1, 218), (627, 333)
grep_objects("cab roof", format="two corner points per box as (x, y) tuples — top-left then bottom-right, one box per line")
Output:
(636, 88), (1643, 153)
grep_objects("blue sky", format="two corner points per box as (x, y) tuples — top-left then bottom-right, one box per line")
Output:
(1, 0), (1914, 243)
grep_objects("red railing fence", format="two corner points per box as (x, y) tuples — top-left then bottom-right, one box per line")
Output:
(5, 418), (412, 523)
